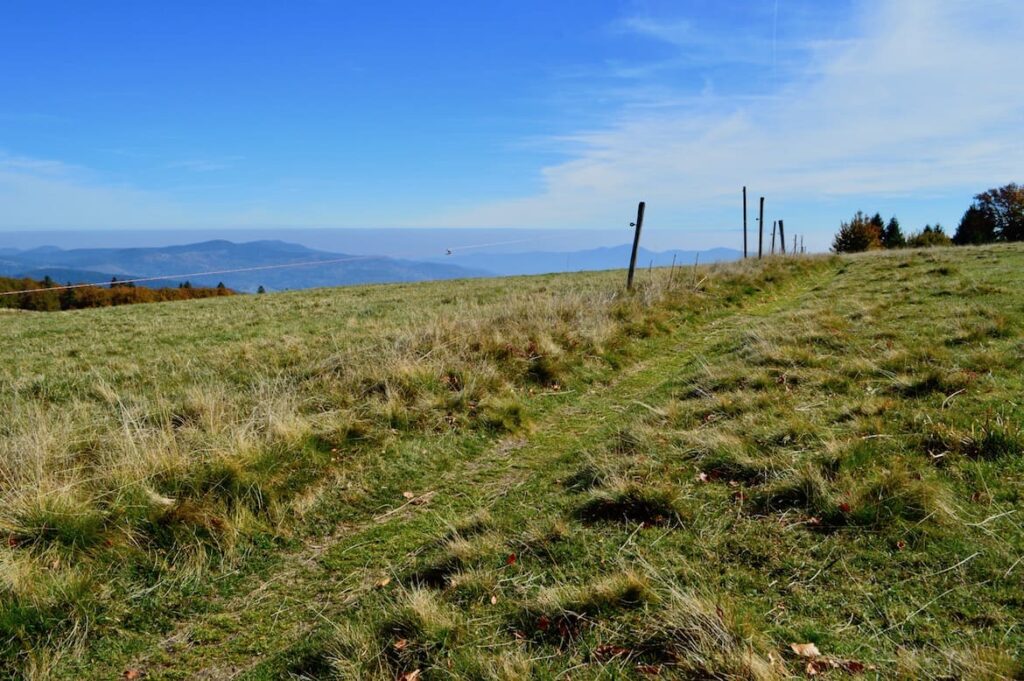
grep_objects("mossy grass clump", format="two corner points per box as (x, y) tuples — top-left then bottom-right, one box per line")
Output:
(635, 590), (778, 680)
(376, 589), (463, 672)
(518, 571), (654, 641)
(7, 493), (106, 550)
(576, 480), (686, 527)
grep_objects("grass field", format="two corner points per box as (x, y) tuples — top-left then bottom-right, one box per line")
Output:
(1, 245), (1022, 679)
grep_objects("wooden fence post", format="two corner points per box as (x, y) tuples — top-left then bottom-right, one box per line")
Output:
(779, 219), (786, 254)
(758, 197), (765, 259)
(742, 187), (748, 258)
(771, 220), (777, 255)
(627, 201), (645, 291)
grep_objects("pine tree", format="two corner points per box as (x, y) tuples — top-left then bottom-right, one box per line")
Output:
(257, 285), (266, 294)
(953, 205), (997, 245)
(882, 217), (905, 248)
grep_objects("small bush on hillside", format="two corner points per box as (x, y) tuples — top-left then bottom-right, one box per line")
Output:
(832, 211), (883, 253)
(907, 225), (952, 248)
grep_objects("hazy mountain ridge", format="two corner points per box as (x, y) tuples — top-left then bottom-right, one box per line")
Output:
(0, 238), (743, 292)
(0, 240), (487, 292)
(433, 244), (742, 276)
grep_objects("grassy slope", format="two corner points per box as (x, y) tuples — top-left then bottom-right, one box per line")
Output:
(2, 245), (1023, 679)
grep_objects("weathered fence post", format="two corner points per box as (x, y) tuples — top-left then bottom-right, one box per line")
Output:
(771, 220), (777, 255)
(627, 201), (645, 291)
(758, 197), (765, 259)
(792, 233), (797, 255)
(669, 253), (677, 286)
(779, 219), (786, 254)
(742, 187), (748, 258)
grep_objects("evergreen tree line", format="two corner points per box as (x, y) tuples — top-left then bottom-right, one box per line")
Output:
(833, 183), (1024, 253)
(0, 276), (234, 312)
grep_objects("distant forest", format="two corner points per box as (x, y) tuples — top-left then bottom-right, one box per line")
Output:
(833, 183), (1024, 253)
(0, 276), (234, 311)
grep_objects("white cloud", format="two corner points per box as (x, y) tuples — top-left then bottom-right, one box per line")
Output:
(0, 153), (195, 229)
(433, 0), (1024, 229)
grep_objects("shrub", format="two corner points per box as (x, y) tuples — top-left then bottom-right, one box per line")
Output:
(907, 225), (952, 248)
(832, 211), (883, 253)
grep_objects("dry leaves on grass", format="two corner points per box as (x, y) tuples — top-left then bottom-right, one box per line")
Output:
(790, 642), (873, 676)
(791, 642), (821, 658)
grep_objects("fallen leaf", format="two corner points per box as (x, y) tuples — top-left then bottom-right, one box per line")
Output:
(375, 577), (392, 589)
(594, 644), (630, 661)
(838, 502), (852, 513)
(790, 642), (821, 658)
(393, 639), (408, 651)
(636, 664), (662, 675)
(896, 540), (907, 551)
(400, 671), (421, 681)
(490, 595), (498, 605)
(402, 491), (415, 499)
(806, 660), (820, 676)
(696, 472), (709, 483)
(537, 615), (550, 631)
(506, 553), (517, 565)
(122, 670), (144, 680)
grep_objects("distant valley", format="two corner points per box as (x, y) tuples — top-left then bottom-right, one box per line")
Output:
(0, 239), (742, 293)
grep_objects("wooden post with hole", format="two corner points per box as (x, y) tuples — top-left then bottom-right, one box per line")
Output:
(742, 186), (748, 258)
(779, 219), (786, 254)
(758, 196), (765, 259)
(626, 201), (645, 291)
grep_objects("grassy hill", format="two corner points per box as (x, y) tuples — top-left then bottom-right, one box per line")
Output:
(1, 245), (1022, 679)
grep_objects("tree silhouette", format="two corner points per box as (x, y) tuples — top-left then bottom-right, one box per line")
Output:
(973, 183), (1024, 242)
(953, 205), (997, 245)
(882, 217), (906, 248)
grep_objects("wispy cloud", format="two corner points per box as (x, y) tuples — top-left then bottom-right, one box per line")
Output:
(433, 0), (1024, 229)
(0, 152), (195, 229)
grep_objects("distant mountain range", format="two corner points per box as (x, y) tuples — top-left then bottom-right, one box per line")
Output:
(0, 240), (485, 292)
(430, 245), (742, 276)
(0, 239), (743, 292)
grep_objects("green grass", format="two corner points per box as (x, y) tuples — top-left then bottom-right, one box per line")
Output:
(2, 244), (1023, 679)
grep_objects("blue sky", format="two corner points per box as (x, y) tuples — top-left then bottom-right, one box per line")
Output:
(1, 1), (1022, 251)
